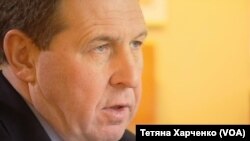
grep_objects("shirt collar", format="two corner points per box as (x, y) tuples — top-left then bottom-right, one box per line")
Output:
(27, 103), (64, 141)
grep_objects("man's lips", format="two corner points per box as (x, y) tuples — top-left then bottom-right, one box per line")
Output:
(102, 104), (131, 124)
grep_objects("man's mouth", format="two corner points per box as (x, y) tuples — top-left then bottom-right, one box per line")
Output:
(102, 104), (131, 124)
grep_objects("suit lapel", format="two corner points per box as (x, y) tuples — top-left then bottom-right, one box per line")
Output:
(0, 72), (51, 141)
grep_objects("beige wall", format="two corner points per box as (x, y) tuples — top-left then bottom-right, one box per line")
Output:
(146, 0), (250, 124)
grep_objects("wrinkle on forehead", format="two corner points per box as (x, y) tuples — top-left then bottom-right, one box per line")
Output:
(61, 0), (144, 24)
(59, 0), (146, 35)
(58, 0), (146, 43)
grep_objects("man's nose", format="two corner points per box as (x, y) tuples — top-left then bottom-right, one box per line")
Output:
(110, 50), (141, 88)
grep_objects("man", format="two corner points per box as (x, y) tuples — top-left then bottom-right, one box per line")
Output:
(0, 0), (147, 140)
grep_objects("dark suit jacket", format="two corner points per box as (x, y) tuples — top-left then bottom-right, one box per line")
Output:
(0, 72), (135, 141)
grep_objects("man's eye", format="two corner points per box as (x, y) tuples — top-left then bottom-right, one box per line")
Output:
(130, 41), (143, 49)
(93, 44), (109, 54)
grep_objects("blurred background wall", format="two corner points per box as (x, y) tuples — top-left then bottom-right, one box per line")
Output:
(129, 0), (250, 132)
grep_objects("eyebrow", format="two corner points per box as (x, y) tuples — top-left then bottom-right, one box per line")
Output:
(133, 30), (148, 39)
(90, 30), (148, 43)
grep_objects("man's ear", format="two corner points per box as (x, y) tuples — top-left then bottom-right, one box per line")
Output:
(3, 29), (39, 83)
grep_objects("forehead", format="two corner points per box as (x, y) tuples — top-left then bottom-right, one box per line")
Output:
(59, 0), (146, 30)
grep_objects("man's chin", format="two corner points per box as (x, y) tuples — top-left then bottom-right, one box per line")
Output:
(96, 125), (126, 141)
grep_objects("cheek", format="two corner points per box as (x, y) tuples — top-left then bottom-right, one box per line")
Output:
(134, 82), (142, 109)
(36, 53), (107, 121)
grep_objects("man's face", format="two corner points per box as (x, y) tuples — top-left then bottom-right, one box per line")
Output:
(30, 0), (147, 140)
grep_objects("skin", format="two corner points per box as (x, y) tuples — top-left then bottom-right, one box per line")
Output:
(2, 0), (147, 140)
